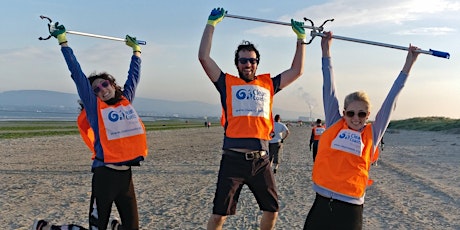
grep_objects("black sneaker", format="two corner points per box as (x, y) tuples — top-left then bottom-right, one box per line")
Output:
(273, 168), (277, 174)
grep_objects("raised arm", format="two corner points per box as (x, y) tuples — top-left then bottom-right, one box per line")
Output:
(278, 19), (306, 89)
(123, 35), (142, 102)
(321, 31), (332, 58)
(372, 44), (420, 148)
(198, 8), (225, 83)
(321, 31), (342, 127)
(401, 44), (420, 75)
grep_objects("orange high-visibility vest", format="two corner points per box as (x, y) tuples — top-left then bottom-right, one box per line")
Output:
(78, 97), (147, 163)
(312, 125), (326, 141)
(312, 118), (373, 198)
(77, 109), (95, 154)
(223, 73), (274, 140)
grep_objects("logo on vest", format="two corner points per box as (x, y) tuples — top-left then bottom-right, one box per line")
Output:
(331, 129), (363, 156)
(108, 108), (138, 122)
(315, 127), (325, 135)
(102, 105), (144, 140)
(235, 88), (266, 101)
(232, 85), (270, 118)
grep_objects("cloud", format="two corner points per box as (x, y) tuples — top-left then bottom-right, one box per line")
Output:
(394, 27), (456, 35)
(245, 0), (460, 37)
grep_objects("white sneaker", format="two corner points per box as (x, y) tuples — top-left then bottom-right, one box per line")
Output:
(30, 220), (48, 230)
(110, 218), (121, 230)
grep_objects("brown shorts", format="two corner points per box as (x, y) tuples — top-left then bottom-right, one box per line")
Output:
(211, 150), (279, 215)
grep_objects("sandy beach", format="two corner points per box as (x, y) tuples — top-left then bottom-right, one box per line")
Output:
(1, 125), (459, 229)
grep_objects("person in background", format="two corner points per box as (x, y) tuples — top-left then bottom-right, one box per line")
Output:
(309, 118), (325, 162)
(31, 21), (147, 230)
(303, 31), (420, 230)
(198, 7), (306, 230)
(269, 114), (290, 174)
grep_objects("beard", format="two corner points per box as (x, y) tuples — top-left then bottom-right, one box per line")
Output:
(238, 68), (256, 82)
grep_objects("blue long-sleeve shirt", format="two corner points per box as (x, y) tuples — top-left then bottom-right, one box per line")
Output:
(313, 57), (408, 204)
(61, 46), (141, 169)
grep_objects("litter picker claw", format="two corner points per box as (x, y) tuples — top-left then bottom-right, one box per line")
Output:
(225, 13), (450, 59)
(38, 15), (146, 45)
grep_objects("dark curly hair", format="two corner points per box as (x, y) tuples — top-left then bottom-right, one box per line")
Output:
(87, 72), (123, 99)
(234, 40), (260, 66)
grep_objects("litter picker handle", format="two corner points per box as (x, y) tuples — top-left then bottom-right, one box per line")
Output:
(429, 49), (450, 59)
(225, 13), (324, 31)
(67, 30), (147, 45)
(38, 15), (147, 45)
(223, 13), (450, 59)
(312, 32), (450, 59)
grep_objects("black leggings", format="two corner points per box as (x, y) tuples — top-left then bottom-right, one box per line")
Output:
(312, 141), (319, 162)
(89, 166), (139, 230)
(304, 193), (363, 230)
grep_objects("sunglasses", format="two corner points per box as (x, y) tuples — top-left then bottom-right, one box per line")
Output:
(345, 111), (368, 118)
(92, 80), (110, 94)
(238, 57), (258, 65)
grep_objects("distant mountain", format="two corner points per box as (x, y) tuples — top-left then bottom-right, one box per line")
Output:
(0, 90), (310, 120)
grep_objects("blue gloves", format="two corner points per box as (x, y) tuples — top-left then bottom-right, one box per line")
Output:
(49, 22), (67, 44)
(207, 8), (226, 27)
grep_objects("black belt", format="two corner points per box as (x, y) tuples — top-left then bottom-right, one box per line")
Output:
(223, 149), (267, 160)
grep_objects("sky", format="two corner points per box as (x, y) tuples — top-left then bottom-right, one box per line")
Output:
(1, 0), (459, 120)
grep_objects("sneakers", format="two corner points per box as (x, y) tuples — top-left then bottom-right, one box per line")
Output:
(30, 220), (48, 230)
(110, 219), (121, 230)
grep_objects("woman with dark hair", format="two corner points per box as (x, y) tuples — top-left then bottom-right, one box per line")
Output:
(31, 22), (147, 230)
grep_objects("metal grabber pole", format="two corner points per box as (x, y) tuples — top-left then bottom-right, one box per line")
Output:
(225, 13), (450, 59)
(38, 15), (147, 45)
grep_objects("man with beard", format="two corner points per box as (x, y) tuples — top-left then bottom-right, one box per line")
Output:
(198, 7), (306, 230)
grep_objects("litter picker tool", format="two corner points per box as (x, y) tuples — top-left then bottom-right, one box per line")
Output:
(38, 15), (147, 45)
(225, 13), (450, 59)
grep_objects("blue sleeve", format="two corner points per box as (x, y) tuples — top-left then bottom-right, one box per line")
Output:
(122, 55), (142, 102)
(61, 46), (98, 121)
(62, 46), (105, 166)
(371, 71), (408, 150)
(322, 57), (342, 128)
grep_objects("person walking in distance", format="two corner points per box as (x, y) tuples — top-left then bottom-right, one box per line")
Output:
(309, 118), (325, 162)
(31, 21), (147, 230)
(269, 114), (290, 174)
(303, 31), (420, 230)
(198, 7), (306, 230)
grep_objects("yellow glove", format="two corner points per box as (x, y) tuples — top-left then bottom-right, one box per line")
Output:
(207, 8), (226, 27)
(291, 19), (306, 40)
(49, 22), (67, 44)
(125, 35), (141, 52)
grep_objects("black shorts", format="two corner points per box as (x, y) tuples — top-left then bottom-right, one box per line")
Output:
(211, 150), (279, 215)
(269, 142), (282, 164)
